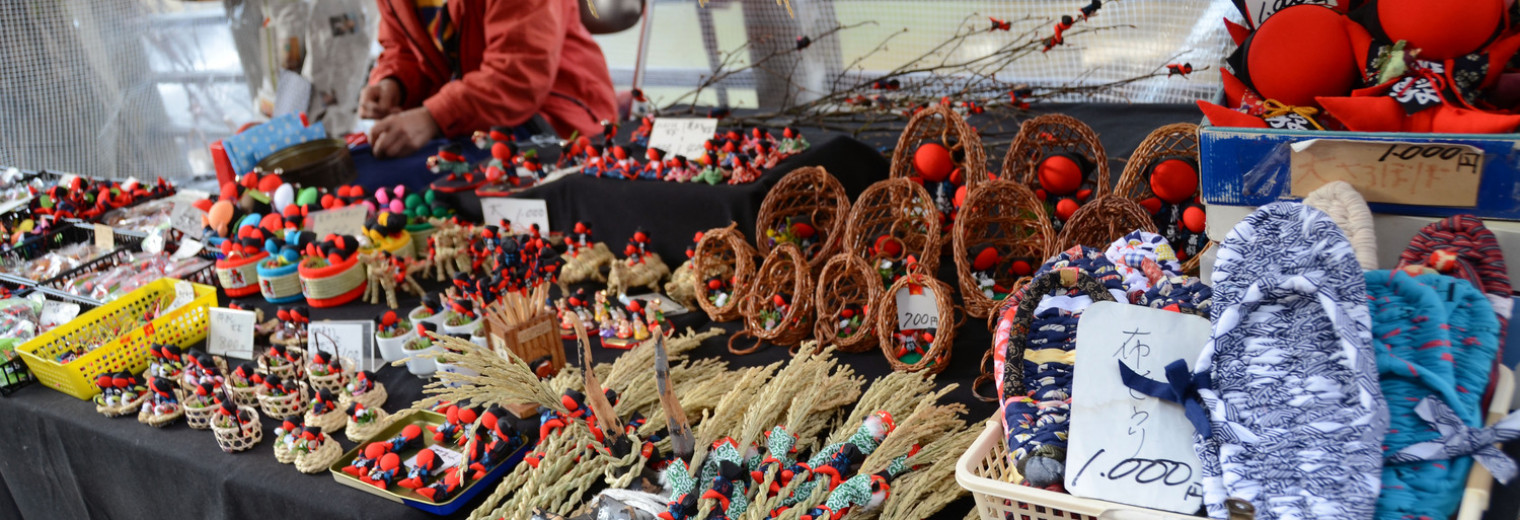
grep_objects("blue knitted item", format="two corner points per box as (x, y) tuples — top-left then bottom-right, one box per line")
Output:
(1201, 202), (1387, 520)
(1366, 270), (1465, 520)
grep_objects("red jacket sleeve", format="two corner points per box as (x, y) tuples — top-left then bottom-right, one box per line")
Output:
(369, 0), (437, 108)
(422, 0), (565, 136)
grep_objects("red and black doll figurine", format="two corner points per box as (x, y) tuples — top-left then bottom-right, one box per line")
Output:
(344, 442), (391, 477)
(1042, 15), (1075, 52)
(365, 452), (403, 489)
(398, 448), (440, 490)
(625, 228), (651, 263)
(415, 467), (464, 502)
(1031, 152), (1096, 230)
(1135, 157), (1208, 262)
(1166, 63), (1193, 78)
(428, 144), (481, 193)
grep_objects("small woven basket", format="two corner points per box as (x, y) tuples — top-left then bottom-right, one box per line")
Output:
(256, 260), (304, 304)
(843, 178), (943, 278)
(295, 439), (342, 474)
(812, 253), (883, 353)
(298, 256), (366, 308)
(755, 166), (851, 271)
(180, 390), (217, 430)
(137, 400), (183, 428)
(227, 383), (261, 407)
(257, 347), (305, 381)
(1003, 114), (1110, 227)
(274, 436), (300, 464)
(1054, 195), (1158, 251)
(889, 104), (990, 187)
(305, 357), (353, 395)
(693, 223), (759, 322)
(731, 243), (816, 355)
(346, 409), (391, 443)
(875, 270), (957, 374)
(95, 392), (147, 418)
(257, 383), (310, 419)
(1113, 122), (1210, 273)
(341, 381), (388, 411)
(211, 406), (264, 453)
(216, 252), (267, 298)
(953, 180), (1054, 319)
(306, 407), (347, 433)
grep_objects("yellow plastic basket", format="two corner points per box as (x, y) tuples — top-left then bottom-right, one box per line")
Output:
(16, 278), (217, 400)
(955, 367), (1514, 520)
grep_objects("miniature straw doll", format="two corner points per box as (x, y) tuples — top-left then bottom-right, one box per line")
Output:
(137, 376), (183, 427)
(94, 371), (147, 417)
(778, 127), (810, 155)
(146, 344), (184, 379)
(694, 150), (728, 185)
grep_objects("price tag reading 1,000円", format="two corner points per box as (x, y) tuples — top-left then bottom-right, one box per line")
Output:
(895, 285), (939, 331)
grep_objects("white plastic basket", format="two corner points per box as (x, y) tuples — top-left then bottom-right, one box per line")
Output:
(956, 367), (1515, 520)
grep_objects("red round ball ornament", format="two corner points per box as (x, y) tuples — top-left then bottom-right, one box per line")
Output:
(1245, 5), (1362, 107)
(1055, 198), (1080, 221)
(1037, 155), (1083, 196)
(1378, 0), (1503, 61)
(1183, 206), (1207, 233)
(1150, 159), (1199, 204)
(913, 143), (954, 182)
(953, 185), (968, 208)
(1011, 260), (1032, 277)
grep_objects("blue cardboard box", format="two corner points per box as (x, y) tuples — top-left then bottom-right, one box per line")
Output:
(1199, 125), (1520, 221)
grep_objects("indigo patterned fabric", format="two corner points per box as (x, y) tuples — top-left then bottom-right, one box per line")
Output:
(1199, 202), (1387, 520)
(998, 247), (1123, 488)
(1104, 230), (1182, 297)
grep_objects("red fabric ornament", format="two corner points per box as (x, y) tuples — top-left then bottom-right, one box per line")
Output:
(1139, 197), (1163, 214)
(1183, 206), (1207, 233)
(972, 246), (999, 271)
(912, 143), (954, 182)
(1245, 5), (1363, 107)
(1037, 154), (1083, 195)
(1378, 0), (1503, 61)
(953, 185), (968, 208)
(1011, 260), (1032, 276)
(1197, 101), (1270, 129)
(1055, 199), (1080, 221)
(1150, 159), (1199, 204)
(873, 235), (903, 257)
(491, 142), (513, 161)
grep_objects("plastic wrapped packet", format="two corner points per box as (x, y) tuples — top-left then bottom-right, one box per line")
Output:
(0, 298), (42, 359)
(9, 243), (105, 281)
(99, 198), (175, 234)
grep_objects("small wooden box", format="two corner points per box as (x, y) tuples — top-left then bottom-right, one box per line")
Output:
(484, 312), (564, 377)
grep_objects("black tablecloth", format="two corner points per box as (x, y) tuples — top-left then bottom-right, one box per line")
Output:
(0, 103), (1251, 520)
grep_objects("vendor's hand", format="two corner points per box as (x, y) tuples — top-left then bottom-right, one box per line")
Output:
(359, 79), (402, 119)
(370, 107), (440, 159)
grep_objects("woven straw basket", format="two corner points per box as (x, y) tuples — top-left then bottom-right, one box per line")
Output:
(731, 243), (815, 355)
(843, 178), (943, 278)
(692, 223), (758, 322)
(813, 253), (883, 353)
(875, 270), (957, 374)
(1054, 195), (1158, 251)
(953, 180), (1054, 319)
(1113, 122), (1210, 274)
(755, 166), (851, 272)
(211, 406), (264, 453)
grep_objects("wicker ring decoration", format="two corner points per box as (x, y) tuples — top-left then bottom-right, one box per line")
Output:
(812, 253), (884, 353)
(890, 105), (989, 232)
(756, 166), (851, 272)
(693, 223), (759, 322)
(875, 268), (957, 374)
(1054, 195), (1158, 251)
(1113, 122), (1210, 274)
(843, 178), (943, 285)
(1003, 114), (1110, 230)
(953, 180), (1054, 319)
(730, 243), (816, 355)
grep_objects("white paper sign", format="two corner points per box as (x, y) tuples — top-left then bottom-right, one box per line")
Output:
(39, 300), (80, 330)
(647, 118), (719, 160)
(479, 197), (549, 235)
(166, 280), (195, 313)
(169, 201), (208, 237)
(1065, 301), (1210, 513)
(141, 230), (165, 254)
(894, 286), (939, 330)
(208, 308), (258, 360)
(308, 320), (377, 371)
(93, 224), (115, 251)
(308, 205), (367, 238)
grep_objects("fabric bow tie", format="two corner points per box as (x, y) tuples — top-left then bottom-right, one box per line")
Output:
(1117, 359), (1212, 439)
(1387, 396), (1520, 484)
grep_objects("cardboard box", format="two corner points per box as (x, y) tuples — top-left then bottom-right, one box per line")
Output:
(1199, 125), (1520, 221)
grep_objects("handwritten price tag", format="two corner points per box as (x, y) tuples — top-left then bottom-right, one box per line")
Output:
(479, 197), (549, 235)
(169, 201), (208, 237)
(1290, 139), (1484, 207)
(648, 118), (718, 160)
(895, 285), (939, 330)
(308, 205), (368, 238)
(93, 224), (115, 251)
(208, 308), (258, 359)
(1065, 302), (1210, 513)
(307, 320), (376, 371)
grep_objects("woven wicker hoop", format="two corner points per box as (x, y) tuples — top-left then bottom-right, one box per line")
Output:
(875, 271), (957, 374)
(1054, 195), (1159, 251)
(889, 104), (990, 187)
(299, 256), (366, 307)
(305, 357), (354, 395)
(179, 389), (217, 430)
(953, 180), (1055, 319)
(692, 223), (758, 322)
(812, 253), (883, 352)
(730, 243), (816, 355)
(1003, 114), (1111, 228)
(211, 406), (264, 453)
(843, 178), (943, 275)
(1113, 122), (1210, 274)
(755, 166), (851, 271)
(216, 252), (267, 297)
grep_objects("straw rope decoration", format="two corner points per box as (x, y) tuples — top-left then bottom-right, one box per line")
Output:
(952, 180), (1054, 319)
(1303, 181), (1378, 270)
(301, 259), (365, 300)
(1054, 194), (1158, 251)
(813, 253), (883, 353)
(258, 267), (302, 301)
(877, 426), (981, 520)
(1113, 122), (1211, 273)
(755, 166), (851, 271)
(843, 178), (943, 283)
(693, 223), (759, 322)
(732, 242), (816, 355)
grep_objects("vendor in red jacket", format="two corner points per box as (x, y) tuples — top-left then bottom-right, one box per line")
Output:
(363, 0), (617, 158)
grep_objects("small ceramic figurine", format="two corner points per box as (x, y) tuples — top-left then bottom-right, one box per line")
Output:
(146, 344), (184, 379)
(416, 467), (465, 502)
(694, 150), (727, 185)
